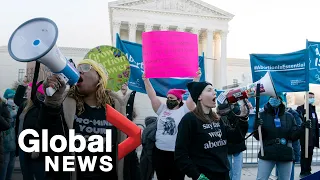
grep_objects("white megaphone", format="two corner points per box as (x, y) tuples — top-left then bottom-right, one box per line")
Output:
(8, 17), (80, 96)
(217, 71), (277, 104)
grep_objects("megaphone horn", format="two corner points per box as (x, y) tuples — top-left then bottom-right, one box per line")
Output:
(217, 71), (277, 104)
(8, 17), (80, 96)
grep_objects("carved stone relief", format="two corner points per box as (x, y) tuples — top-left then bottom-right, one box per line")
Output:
(121, 0), (227, 17)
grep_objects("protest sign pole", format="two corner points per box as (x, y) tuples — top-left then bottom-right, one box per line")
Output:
(255, 83), (264, 156)
(305, 91), (310, 158)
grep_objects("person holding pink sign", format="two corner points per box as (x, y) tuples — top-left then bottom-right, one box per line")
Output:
(142, 69), (201, 180)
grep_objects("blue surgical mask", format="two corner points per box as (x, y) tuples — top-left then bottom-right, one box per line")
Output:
(269, 98), (281, 107)
(309, 98), (315, 105)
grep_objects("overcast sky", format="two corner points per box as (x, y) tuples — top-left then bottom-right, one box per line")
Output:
(1, 0), (320, 59)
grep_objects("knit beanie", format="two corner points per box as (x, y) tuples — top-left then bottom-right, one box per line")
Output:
(187, 81), (212, 103)
(79, 59), (108, 89)
(28, 82), (44, 95)
(3, 89), (15, 99)
(167, 89), (187, 100)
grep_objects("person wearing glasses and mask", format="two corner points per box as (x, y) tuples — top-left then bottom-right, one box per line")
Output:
(254, 93), (311, 180)
(142, 69), (201, 180)
(39, 59), (128, 180)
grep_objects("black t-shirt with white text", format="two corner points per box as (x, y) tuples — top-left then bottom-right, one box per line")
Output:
(73, 103), (118, 180)
(175, 112), (247, 179)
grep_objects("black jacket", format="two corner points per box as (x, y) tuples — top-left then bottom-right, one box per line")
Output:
(0, 101), (11, 170)
(123, 91), (141, 180)
(175, 112), (248, 180)
(221, 116), (249, 155)
(37, 93), (126, 180)
(14, 85), (43, 160)
(37, 103), (71, 180)
(140, 117), (157, 180)
(296, 104), (319, 148)
(254, 103), (303, 161)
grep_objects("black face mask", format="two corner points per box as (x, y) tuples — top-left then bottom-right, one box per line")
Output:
(166, 100), (179, 110)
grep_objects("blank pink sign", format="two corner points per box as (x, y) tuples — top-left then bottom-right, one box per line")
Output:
(142, 31), (198, 78)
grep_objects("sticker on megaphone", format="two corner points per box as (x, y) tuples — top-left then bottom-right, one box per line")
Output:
(7, 17), (80, 96)
(217, 71), (276, 104)
(45, 73), (70, 96)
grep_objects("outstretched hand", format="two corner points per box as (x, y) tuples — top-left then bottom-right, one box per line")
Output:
(43, 74), (66, 107)
(193, 67), (202, 82)
(142, 73), (148, 81)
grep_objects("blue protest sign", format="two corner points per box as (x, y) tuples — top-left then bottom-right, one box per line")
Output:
(306, 40), (320, 84)
(250, 49), (309, 92)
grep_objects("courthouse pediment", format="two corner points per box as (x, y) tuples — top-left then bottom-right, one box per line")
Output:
(109, 0), (234, 19)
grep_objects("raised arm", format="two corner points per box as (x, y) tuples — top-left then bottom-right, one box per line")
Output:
(186, 68), (202, 111)
(14, 85), (27, 107)
(142, 74), (162, 113)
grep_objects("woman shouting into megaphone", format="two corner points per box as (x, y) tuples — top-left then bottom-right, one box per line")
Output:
(174, 81), (249, 180)
(37, 59), (128, 180)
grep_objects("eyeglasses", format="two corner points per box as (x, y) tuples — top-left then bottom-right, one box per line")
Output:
(77, 64), (92, 73)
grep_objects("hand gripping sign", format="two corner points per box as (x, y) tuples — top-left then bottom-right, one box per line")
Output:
(106, 104), (141, 160)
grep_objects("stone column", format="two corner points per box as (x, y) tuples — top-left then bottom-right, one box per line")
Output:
(128, 23), (137, 42)
(214, 33), (221, 88)
(199, 33), (204, 56)
(112, 21), (121, 46)
(220, 31), (228, 88)
(176, 26), (186, 32)
(206, 29), (214, 84)
(160, 24), (170, 31)
(191, 28), (201, 37)
(190, 28), (202, 54)
(144, 24), (153, 32)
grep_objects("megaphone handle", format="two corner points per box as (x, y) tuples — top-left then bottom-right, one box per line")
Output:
(258, 125), (264, 156)
(45, 73), (68, 97)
